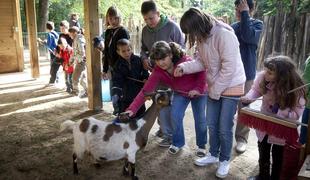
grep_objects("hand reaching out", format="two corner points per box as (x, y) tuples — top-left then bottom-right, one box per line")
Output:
(174, 66), (184, 77)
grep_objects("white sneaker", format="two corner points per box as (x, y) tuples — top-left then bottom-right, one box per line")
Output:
(194, 153), (219, 166)
(216, 160), (230, 178)
(235, 141), (247, 153)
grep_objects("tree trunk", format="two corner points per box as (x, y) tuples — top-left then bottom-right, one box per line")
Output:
(37, 0), (49, 32)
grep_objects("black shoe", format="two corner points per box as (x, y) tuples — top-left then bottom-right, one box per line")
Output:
(66, 88), (72, 93)
(155, 129), (163, 138)
(158, 136), (172, 147)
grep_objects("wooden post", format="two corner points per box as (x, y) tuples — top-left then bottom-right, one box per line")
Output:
(13, 0), (25, 72)
(25, 0), (39, 78)
(83, 0), (102, 110)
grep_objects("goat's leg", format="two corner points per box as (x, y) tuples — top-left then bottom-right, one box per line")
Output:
(122, 159), (130, 176)
(129, 162), (138, 180)
(73, 153), (79, 174)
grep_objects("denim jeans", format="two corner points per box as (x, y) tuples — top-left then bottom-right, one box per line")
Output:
(300, 108), (309, 144)
(159, 106), (173, 139)
(171, 93), (207, 148)
(207, 96), (239, 161)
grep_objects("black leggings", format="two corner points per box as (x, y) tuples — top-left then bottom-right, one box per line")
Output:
(258, 136), (284, 180)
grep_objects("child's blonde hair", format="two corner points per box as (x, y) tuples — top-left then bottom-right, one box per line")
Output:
(105, 6), (121, 27)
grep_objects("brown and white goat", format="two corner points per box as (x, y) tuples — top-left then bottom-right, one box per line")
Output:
(60, 89), (171, 180)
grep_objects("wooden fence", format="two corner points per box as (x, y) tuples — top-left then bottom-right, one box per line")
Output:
(258, 12), (310, 71)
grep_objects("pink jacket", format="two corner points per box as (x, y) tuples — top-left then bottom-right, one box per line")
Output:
(178, 20), (246, 100)
(127, 55), (207, 115)
(244, 72), (305, 145)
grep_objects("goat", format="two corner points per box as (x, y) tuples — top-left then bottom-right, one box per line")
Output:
(60, 89), (171, 180)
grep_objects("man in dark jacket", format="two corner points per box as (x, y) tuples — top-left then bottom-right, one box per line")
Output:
(231, 0), (263, 153)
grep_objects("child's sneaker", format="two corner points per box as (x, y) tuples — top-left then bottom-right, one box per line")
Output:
(158, 136), (171, 147)
(168, 145), (181, 155)
(216, 160), (230, 178)
(195, 148), (206, 157)
(194, 153), (219, 166)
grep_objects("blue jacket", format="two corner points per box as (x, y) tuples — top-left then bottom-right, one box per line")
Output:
(47, 30), (58, 51)
(231, 11), (263, 81)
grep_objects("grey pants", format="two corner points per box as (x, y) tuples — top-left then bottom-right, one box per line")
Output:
(235, 80), (254, 143)
(72, 61), (87, 93)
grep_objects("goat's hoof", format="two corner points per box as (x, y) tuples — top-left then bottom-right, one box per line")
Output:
(132, 175), (138, 180)
(122, 167), (129, 176)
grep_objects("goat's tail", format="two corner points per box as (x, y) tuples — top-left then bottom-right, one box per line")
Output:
(60, 120), (75, 133)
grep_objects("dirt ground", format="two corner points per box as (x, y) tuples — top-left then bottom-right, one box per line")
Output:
(0, 57), (259, 180)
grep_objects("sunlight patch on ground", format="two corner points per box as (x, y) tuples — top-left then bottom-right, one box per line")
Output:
(0, 97), (86, 117)
(0, 84), (46, 94)
(22, 92), (69, 104)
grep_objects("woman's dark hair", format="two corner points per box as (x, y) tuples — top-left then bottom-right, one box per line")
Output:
(141, 0), (157, 15)
(180, 8), (215, 48)
(260, 55), (305, 109)
(150, 41), (185, 64)
(46, 21), (54, 30)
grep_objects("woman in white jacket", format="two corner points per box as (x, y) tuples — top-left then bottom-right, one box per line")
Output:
(174, 8), (246, 178)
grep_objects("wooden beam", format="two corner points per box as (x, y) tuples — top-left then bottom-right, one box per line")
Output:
(13, 0), (24, 72)
(25, 0), (39, 78)
(83, 0), (102, 110)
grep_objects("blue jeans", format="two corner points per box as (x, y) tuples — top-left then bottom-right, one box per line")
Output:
(207, 96), (239, 161)
(171, 93), (207, 148)
(159, 106), (173, 138)
(300, 108), (309, 144)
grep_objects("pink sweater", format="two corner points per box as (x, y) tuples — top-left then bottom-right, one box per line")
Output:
(178, 20), (246, 100)
(244, 72), (305, 145)
(127, 55), (207, 115)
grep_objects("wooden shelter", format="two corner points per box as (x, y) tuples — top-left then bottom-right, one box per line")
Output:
(0, 0), (102, 110)
(0, 0), (24, 73)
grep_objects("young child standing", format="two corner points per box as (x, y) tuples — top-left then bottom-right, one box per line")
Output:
(37, 21), (59, 84)
(103, 6), (130, 113)
(125, 41), (207, 156)
(68, 26), (87, 98)
(112, 39), (149, 117)
(57, 37), (74, 93)
(240, 56), (305, 179)
(175, 8), (246, 178)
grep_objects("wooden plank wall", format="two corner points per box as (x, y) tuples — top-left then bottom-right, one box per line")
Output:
(0, 0), (19, 73)
(257, 13), (310, 71)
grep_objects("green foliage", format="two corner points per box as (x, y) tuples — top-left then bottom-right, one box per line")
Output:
(202, 0), (235, 17)
(20, 0), (308, 33)
(256, 0), (310, 16)
(49, 0), (84, 31)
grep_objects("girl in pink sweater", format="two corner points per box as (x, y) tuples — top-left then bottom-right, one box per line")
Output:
(126, 41), (208, 156)
(241, 56), (305, 179)
(175, 8), (246, 178)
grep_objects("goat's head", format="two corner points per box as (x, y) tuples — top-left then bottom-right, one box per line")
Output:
(144, 89), (172, 108)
